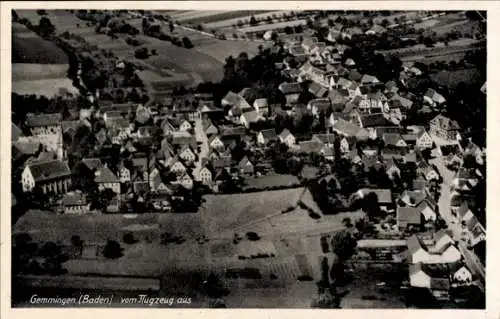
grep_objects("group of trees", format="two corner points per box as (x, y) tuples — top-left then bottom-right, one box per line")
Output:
(12, 233), (69, 276)
(312, 229), (357, 308)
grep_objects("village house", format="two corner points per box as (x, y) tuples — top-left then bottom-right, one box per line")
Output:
(208, 135), (226, 152)
(424, 88), (447, 107)
(203, 120), (219, 137)
(257, 129), (278, 145)
(118, 163), (131, 183)
(62, 191), (90, 214)
(197, 165), (214, 186)
(330, 118), (369, 140)
(384, 158), (401, 179)
(451, 167), (479, 192)
(409, 262), (451, 300)
(341, 26), (364, 39)
(415, 129), (434, 149)
(240, 110), (262, 128)
(253, 98), (269, 116)
(406, 235), (462, 264)
(365, 24), (387, 35)
(465, 216), (486, 247)
(94, 166), (121, 194)
(178, 145), (197, 164)
(238, 156), (255, 176)
(174, 171), (194, 190)
(452, 264), (473, 285)
(356, 188), (393, 212)
(25, 113), (64, 159)
(22, 159), (71, 195)
(167, 156), (187, 175)
(279, 129), (296, 147)
(418, 163), (440, 181)
(382, 133), (408, 148)
(307, 98), (332, 118)
(429, 114), (461, 142)
(278, 82), (303, 105)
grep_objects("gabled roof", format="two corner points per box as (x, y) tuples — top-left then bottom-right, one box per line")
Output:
(27, 160), (71, 182)
(359, 113), (393, 128)
(383, 133), (405, 146)
(308, 81), (329, 98)
(254, 98), (268, 108)
(81, 158), (103, 171)
(94, 166), (119, 183)
(238, 156), (253, 168)
(407, 235), (425, 254)
(13, 140), (41, 156)
(25, 113), (62, 127)
(397, 206), (421, 227)
(312, 133), (336, 145)
(431, 114), (460, 131)
(279, 128), (293, 140)
(361, 74), (379, 84)
(357, 188), (392, 203)
(222, 91), (241, 106)
(241, 110), (261, 123)
(259, 129), (277, 140)
(337, 77), (353, 88)
(308, 98), (332, 113)
(332, 119), (365, 137)
(12, 123), (23, 141)
(409, 262), (451, 281)
(425, 88), (446, 102)
(296, 140), (323, 154)
(278, 82), (303, 95)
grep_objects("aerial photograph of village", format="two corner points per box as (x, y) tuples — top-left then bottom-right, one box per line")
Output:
(10, 8), (486, 308)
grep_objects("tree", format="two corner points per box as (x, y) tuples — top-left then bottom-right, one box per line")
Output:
(249, 16), (258, 26)
(182, 36), (194, 48)
(330, 230), (357, 261)
(381, 19), (390, 28)
(423, 37), (435, 48)
(102, 240), (123, 259)
(70, 235), (84, 256)
(38, 241), (69, 275)
(204, 272), (230, 299)
(168, 21), (175, 32)
(38, 17), (56, 38)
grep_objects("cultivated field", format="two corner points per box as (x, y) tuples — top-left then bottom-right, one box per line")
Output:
(12, 78), (79, 97)
(11, 21), (77, 97)
(12, 63), (68, 81)
(12, 23), (68, 64)
(202, 11), (290, 29)
(200, 188), (309, 237)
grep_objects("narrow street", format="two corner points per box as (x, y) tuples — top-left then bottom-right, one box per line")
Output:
(193, 116), (210, 181)
(429, 157), (485, 290)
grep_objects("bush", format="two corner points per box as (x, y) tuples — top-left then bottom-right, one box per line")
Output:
(134, 47), (149, 59)
(246, 232), (260, 241)
(123, 233), (138, 244)
(102, 240), (123, 259)
(182, 36), (194, 48)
